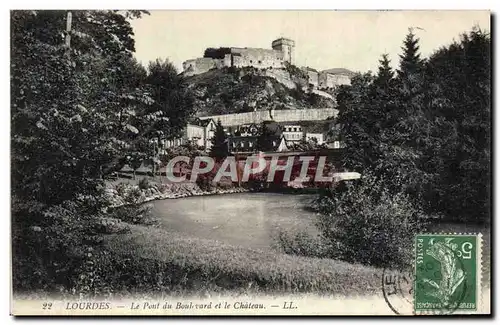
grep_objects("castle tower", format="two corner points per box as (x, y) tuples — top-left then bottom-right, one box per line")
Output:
(272, 37), (295, 65)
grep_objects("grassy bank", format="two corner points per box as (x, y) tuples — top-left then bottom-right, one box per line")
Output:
(100, 224), (382, 297)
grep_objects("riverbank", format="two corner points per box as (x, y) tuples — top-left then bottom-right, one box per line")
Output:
(104, 179), (328, 207)
(105, 181), (250, 207)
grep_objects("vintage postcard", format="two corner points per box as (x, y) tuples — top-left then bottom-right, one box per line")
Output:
(10, 10), (491, 316)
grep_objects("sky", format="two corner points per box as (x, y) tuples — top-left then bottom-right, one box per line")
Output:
(129, 10), (490, 74)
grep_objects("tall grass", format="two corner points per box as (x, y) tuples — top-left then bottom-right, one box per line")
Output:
(98, 224), (383, 297)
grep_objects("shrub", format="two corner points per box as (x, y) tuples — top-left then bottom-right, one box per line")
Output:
(314, 174), (427, 270)
(11, 197), (103, 294)
(125, 186), (143, 204)
(107, 204), (156, 225)
(114, 182), (128, 197)
(274, 230), (329, 258)
(196, 172), (216, 192)
(138, 177), (151, 190)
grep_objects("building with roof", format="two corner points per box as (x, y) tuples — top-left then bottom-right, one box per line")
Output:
(305, 132), (325, 145)
(228, 135), (288, 154)
(282, 125), (304, 143)
(160, 118), (217, 152)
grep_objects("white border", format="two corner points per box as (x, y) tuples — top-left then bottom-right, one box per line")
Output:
(1, 1), (498, 324)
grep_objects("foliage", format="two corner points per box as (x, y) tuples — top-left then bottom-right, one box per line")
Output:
(10, 10), (163, 294)
(209, 120), (229, 159)
(196, 172), (217, 192)
(12, 196), (105, 292)
(145, 58), (195, 139)
(101, 224), (382, 296)
(274, 230), (328, 258)
(138, 177), (151, 190)
(314, 174), (427, 269)
(203, 47), (231, 59)
(256, 122), (276, 152)
(291, 138), (325, 151)
(186, 67), (334, 116)
(335, 27), (490, 223)
(284, 62), (308, 81)
(162, 143), (207, 161)
(107, 203), (156, 225)
(127, 152), (145, 179)
(420, 27), (491, 223)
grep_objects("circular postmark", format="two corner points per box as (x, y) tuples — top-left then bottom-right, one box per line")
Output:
(382, 268), (414, 315)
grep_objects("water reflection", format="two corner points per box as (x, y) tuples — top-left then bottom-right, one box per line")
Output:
(151, 193), (318, 250)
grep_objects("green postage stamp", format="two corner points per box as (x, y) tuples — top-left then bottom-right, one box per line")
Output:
(414, 234), (482, 313)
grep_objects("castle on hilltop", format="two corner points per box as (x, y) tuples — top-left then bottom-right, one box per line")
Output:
(182, 37), (354, 89)
(182, 37), (295, 76)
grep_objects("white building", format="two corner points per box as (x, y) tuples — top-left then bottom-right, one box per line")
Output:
(305, 132), (324, 145)
(282, 125), (303, 143)
(161, 119), (217, 152)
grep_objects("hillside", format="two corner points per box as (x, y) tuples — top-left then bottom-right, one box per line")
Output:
(184, 66), (336, 117)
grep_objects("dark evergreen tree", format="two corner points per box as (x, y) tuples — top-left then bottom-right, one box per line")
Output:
(421, 27), (491, 223)
(209, 120), (229, 159)
(256, 122), (276, 152)
(398, 29), (424, 80)
(336, 72), (374, 171)
(388, 29), (429, 196)
(374, 54), (394, 89)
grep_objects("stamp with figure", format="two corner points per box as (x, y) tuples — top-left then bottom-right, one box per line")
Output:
(414, 234), (482, 314)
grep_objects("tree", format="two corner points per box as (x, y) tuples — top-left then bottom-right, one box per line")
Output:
(209, 120), (229, 160)
(385, 29), (428, 197)
(420, 27), (491, 223)
(11, 9), (156, 293)
(128, 151), (146, 180)
(145, 58), (195, 140)
(335, 72), (375, 171)
(256, 122), (276, 152)
(398, 28), (424, 81)
(335, 27), (490, 224)
(11, 10), (155, 204)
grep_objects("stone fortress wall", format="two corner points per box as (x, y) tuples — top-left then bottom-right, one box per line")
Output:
(183, 37), (295, 77)
(231, 48), (284, 69)
(182, 37), (354, 90)
(199, 108), (338, 127)
(318, 73), (351, 89)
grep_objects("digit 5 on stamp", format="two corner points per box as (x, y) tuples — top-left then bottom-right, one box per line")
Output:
(414, 234), (481, 314)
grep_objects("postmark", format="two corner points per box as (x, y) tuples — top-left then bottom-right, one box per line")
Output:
(382, 268), (413, 315)
(414, 234), (482, 314)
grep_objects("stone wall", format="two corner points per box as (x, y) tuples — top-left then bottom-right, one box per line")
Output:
(184, 47), (285, 76)
(319, 73), (351, 89)
(264, 69), (296, 89)
(231, 48), (284, 69)
(307, 70), (319, 87)
(199, 108), (338, 126)
(183, 57), (231, 76)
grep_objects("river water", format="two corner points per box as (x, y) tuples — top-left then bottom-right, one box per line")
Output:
(151, 192), (319, 250)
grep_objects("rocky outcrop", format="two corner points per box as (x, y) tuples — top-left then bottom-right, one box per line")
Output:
(185, 67), (335, 116)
